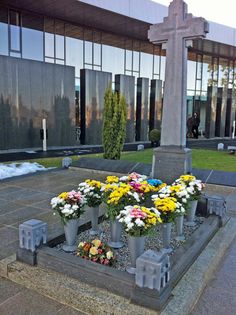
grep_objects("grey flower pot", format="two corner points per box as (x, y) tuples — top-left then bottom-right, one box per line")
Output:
(161, 222), (173, 254)
(89, 206), (100, 235)
(126, 235), (146, 274)
(108, 219), (124, 249)
(175, 215), (185, 241)
(62, 219), (79, 252)
(185, 200), (198, 227)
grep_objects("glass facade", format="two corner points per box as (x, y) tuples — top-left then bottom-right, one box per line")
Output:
(0, 4), (236, 141)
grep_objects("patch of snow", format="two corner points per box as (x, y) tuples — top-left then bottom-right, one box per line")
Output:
(0, 162), (50, 180)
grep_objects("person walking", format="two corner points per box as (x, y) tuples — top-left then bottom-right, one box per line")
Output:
(191, 112), (200, 139)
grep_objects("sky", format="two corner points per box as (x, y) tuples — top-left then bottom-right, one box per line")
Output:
(152, 0), (236, 28)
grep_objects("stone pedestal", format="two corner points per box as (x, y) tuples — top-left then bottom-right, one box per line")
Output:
(151, 146), (192, 183)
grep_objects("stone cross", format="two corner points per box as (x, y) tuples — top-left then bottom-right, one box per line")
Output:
(148, 0), (209, 147)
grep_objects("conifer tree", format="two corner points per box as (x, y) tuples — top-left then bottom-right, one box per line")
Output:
(102, 86), (127, 159)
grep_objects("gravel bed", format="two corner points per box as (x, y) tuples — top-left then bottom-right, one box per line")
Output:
(56, 216), (204, 271)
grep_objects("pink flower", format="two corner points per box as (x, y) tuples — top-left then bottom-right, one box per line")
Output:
(104, 259), (110, 265)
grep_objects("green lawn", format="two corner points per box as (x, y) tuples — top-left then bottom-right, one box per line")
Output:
(16, 148), (236, 172)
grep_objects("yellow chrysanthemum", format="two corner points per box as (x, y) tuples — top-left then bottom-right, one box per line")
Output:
(106, 176), (119, 184)
(180, 175), (196, 182)
(154, 197), (177, 213)
(58, 192), (68, 199)
(86, 179), (102, 188)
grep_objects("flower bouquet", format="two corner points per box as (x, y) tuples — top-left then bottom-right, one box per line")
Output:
(174, 175), (205, 201)
(119, 172), (148, 183)
(117, 205), (161, 237)
(78, 179), (104, 235)
(174, 175), (205, 226)
(102, 182), (142, 221)
(51, 190), (86, 252)
(152, 196), (181, 223)
(78, 179), (103, 208)
(77, 239), (115, 266)
(50, 190), (85, 224)
(117, 205), (161, 273)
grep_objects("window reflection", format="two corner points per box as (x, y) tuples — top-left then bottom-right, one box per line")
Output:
(0, 8), (8, 55)
(10, 11), (21, 53)
(0, 22), (8, 55)
(22, 28), (43, 61)
(45, 33), (54, 58)
(56, 35), (64, 60)
(66, 37), (83, 77)
(102, 44), (124, 75)
(140, 52), (152, 78)
(85, 41), (92, 64)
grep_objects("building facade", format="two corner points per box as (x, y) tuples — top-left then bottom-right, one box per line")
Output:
(0, 0), (236, 150)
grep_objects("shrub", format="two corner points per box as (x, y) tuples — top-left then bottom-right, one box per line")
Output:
(149, 129), (161, 143)
(102, 86), (127, 159)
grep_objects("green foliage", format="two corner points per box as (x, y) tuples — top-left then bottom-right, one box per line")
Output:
(102, 86), (127, 160)
(149, 129), (161, 142)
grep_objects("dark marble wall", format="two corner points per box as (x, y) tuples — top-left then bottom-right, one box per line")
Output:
(136, 78), (149, 141)
(215, 87), (228, 137)
(225, 89), (236, 137)
(149, 79), (162, 132)
(115, 74), (135, 143)
(0, 55), (75, 150)
(205, 86), (218, 138)
(80, 69), (112, 144)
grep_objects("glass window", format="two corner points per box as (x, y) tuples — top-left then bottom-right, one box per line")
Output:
(201, 55), (212, 91)
(55, 34), (64, 60)
(22, 13), (43, 61)
(133, 51), (139, 72)
(45, 32), (54, 58)
(219, 58), (229, 88)
(0, 8), (8, 55)
(102, 44), (124, 75)
(93, 43), (101, 66)
(9, 10), (21, 52)
(84, 41), (92, 64)
(140, 52), (152, 78)
(66, 37), (83, 77)
(187, 60), (196, 90)
(22, 28), (43, 61)
(160, 55), (166, 81)
(125, 50), (132, 71)
(45, 57), (54, 63)
(154, 55), (160, 76)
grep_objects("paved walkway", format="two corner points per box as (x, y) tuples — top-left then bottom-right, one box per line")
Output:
(0, 169), (106, 315)
(0, 168), (236, 314)
(191, 238), (236, 315)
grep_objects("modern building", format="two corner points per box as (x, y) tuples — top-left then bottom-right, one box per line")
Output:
(0, 0), (236, 150)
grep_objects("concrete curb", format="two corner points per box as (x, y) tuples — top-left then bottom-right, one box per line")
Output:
(161, 217), (236, 315)
(1, 218), (236, 315)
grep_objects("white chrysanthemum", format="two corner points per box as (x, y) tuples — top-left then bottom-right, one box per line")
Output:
(127, 222), (134, 230)
(119, 176), (129, 182)
(135, 218), (145, 227)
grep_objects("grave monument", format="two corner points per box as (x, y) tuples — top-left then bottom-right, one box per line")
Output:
(149, 0), (209, 183)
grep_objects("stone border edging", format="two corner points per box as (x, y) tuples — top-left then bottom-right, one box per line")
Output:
(160, 217), (236, 315)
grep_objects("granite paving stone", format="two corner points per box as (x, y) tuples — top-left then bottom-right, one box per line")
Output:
(0, 206), (48, 225)
(0, 281), (79, 315)
(191, 239), (236, 315)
